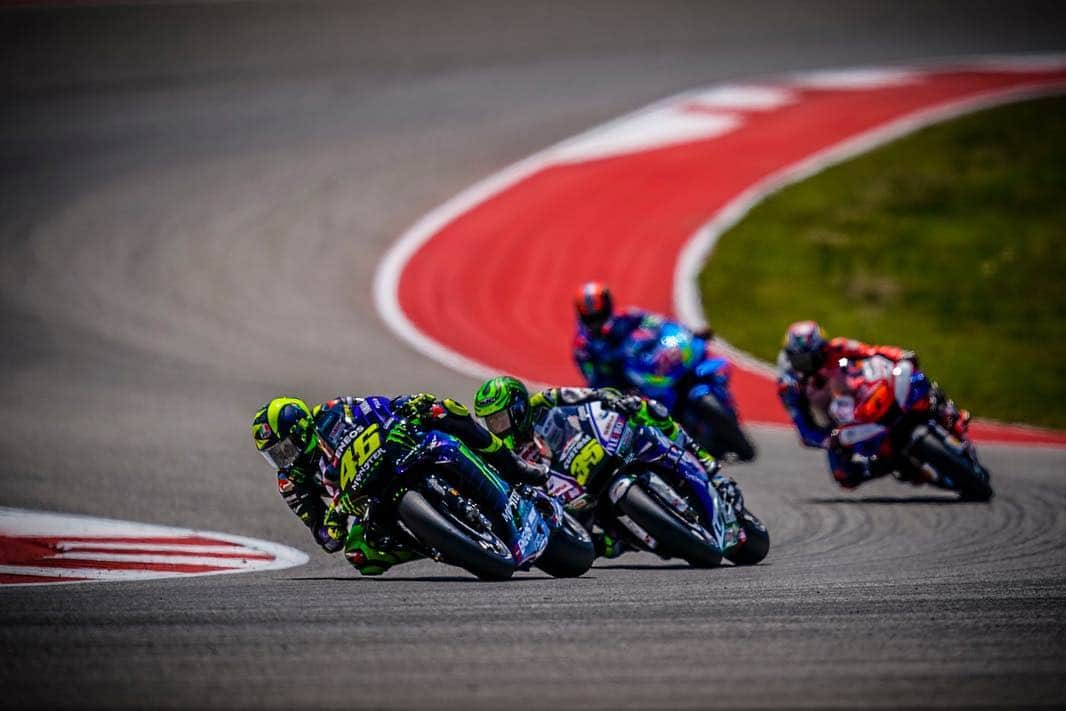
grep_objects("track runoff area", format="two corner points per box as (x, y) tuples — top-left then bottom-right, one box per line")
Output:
(6, 57), (1066, 589)
(375, 55), (1066, 448)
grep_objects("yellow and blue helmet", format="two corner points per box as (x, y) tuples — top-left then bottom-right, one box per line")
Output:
(251, 397), (317, 470)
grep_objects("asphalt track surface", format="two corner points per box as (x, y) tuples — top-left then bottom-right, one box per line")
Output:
(2, 2), (1066, 708)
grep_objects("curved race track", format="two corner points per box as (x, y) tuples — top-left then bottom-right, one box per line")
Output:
(2, 2), (1065, 708)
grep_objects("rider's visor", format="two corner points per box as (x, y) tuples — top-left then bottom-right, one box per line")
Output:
(260, 436), (302, 470)
(788, 350), (818, 374)
(483, 409), (513, 437)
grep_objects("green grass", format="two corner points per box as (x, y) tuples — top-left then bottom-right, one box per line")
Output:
(699, 95), (1066, 429)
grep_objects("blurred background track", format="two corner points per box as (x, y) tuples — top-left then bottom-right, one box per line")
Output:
(2, 2), (1065, 708)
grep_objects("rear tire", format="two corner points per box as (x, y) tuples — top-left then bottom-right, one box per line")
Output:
(691, 396), (756, 462)
(616, 484), (722, 568)
(725, 509), (770, 566)
(536, 513), (595, 578)
(397, 490), (515, 580)
(909, 432), (993, 502)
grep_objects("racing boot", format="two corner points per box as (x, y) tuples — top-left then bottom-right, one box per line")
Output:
(931, 383), (971, 439)
(938, 400), (971, 439)
(344, 521), (421, 575)
(592, 531), (626, 559)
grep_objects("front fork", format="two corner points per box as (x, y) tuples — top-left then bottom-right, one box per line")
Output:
(396, 432), (520, 544)
(606, 468), (736, 553)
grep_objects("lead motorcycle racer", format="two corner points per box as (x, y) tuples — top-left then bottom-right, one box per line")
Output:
(473, 376), (745, 559)
(777, 320), (972, 489)
(251, 393), (546, 575)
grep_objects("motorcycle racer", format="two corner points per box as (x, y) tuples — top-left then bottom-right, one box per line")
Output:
(777, 320), (971, 488)
(251, 393), (545, 575)
(472, 376), (743, 558)
(572, 281), (714, 390)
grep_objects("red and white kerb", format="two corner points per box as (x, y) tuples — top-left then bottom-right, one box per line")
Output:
(0, 507), (308, 586)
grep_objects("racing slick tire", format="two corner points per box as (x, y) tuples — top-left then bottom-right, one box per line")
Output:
(397, 490), (516, 581)
(535, 513), (595, 578)
(908, 429), (994, 502)
(693, 395), (756, 462)
(616, 483), (722, 568)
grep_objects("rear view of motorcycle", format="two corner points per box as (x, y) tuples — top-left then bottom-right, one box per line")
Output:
(623, 323), (757, 462)
(828, 356), (993, 501)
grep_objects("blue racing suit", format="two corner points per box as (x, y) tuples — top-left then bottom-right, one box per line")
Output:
(574, 308), (711, 390)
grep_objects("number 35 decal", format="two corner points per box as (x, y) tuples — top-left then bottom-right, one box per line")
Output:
(569, 439), (605, 485)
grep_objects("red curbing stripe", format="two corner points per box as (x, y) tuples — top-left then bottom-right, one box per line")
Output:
(968, 421), (1066, 447)
(21, 535), (246, 546)
(18, 558), (239, 574)
(0, 573), (88, 584)
(0, 509), (310, 586)
(51, 546), (274, 560)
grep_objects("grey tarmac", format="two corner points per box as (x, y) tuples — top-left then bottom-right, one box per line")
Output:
(2, 2), (1065, 708)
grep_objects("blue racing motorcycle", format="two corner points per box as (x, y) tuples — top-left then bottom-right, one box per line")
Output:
(536, 400), (769, 567)
(622, 322), (757, 461)
(353, 421), (595, 581)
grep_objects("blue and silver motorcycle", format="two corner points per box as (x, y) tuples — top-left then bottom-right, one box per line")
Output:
(535, 400), (769, 567)
(623, 321), (757, 461)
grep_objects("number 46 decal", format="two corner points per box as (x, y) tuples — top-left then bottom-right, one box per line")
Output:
(340, 424), (383, 489)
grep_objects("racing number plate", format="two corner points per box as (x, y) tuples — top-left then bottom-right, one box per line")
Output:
(339, 423), (383, 490)
(569, 439), (606, 485)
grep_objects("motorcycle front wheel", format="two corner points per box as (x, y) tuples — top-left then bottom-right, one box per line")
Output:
(907, 430), (994, 502)
(689, 395), (756, 462)
(615, 482), (722, 568)
(397, 490), (516, 580)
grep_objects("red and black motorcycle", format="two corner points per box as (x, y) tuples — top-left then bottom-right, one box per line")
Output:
(826, 355), (993, 501)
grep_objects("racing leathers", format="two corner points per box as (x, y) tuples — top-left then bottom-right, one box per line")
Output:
(573, 308), (712, 390)
(516, 387), (739, 557)
(777, 338), (968, 488)
(276, 394), (545, 575)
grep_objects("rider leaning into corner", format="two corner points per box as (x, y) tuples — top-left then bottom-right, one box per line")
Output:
(572, 281), (715, 390)
(251, 393), (546, 575)
(472, 376), (744, 559)
(777, 320), (971, 489)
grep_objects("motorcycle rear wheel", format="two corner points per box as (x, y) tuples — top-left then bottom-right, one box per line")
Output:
(535, 513), (595, 578)
(616, 483), (722, 568)
(397, 490), (516, 580)
(908, 430), (993, 502)
(690, 395), (756, 462)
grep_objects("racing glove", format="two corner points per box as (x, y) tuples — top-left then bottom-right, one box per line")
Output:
(605, 394), (645, 417)
(313, 522), (345, 553)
